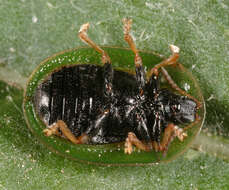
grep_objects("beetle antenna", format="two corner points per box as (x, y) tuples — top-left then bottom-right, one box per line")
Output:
(161, 67), (202, 109)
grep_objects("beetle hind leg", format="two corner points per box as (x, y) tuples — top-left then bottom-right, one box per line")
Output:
(160, 123), (187, 154)
(43, 120), (89, 144)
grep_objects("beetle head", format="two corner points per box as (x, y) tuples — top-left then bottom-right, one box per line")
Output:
(161, 91), (197, 124)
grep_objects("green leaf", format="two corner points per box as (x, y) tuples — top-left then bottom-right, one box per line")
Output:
(0, 0), (229, 189)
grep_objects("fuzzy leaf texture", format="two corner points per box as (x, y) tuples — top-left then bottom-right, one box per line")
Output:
(0, 0), (228, 189)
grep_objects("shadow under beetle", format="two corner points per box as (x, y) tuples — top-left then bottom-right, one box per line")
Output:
(35, 19), (202, 155)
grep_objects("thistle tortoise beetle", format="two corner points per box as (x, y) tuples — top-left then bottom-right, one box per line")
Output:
(24, 19), (205, 165)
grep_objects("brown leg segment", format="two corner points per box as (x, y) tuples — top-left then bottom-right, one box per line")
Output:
(123, 18), (142, 67)
(124, 124), (187, 154)
(149, 44), (202, 108)
(123, 18), (146, 93)
(124, 132), (151, 154)
(183, 113), (201, 131)
(78, 22), (113, 95)
(150, 45), (179, 76)
(78, 23), (110, 64)
(160, 123), (187, 154)
(43, 120), (89, 144)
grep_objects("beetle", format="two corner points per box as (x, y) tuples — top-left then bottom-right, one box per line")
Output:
(31, 19), (203, 156)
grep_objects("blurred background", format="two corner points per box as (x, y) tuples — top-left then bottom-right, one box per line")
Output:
(0, 0), (228, 189)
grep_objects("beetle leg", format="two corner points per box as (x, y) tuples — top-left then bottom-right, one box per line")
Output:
(123, 19), (142, 67)
(78, 23), (111, 64)
(43, 120), (89, 144)
(78, 23), (114, 97)
(136, 113), (152, 148)
(43, 122), (62, 136)
(160, 123), (187, 154)
(85, 109), (109, 141)
(150, 45), (180, 76)
(151, 115), (162, 151)
(183, 113), (201, 131)
(123, 18), (146, 93)
(124, 132), (151, 154)
(149, 45), (202, 108)
(147, 45), (179, 95)
(103, 62), (114, 97)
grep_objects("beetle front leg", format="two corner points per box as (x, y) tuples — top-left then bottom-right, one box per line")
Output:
(183, 113), (201, 131)
(123, 18), (146, 94)
(43, 120), (89, 144)
(147, 45), (179, 92)
(160, 123), (187, 154)
(150, 45), (180, 76)
(148, 45), (202, 108)
(147, 44), (179, 87)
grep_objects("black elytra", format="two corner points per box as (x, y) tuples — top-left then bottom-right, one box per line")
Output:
(34, 60), (197, 145)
